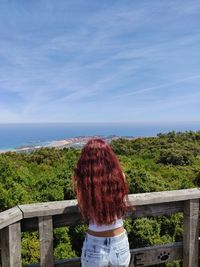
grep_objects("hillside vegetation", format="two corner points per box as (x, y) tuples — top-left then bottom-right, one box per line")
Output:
(0, 130), (200, 266)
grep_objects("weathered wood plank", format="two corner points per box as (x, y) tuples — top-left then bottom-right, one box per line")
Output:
(0, 221), (22, 267)
(21, 202), (183, 232)
(0, 189), (199, 267)
(21, 213), (83, 232)
(52, 213), (83, 228)
(24, 242), (183, 267)
(18, 189), (200, 219)
(25, 257), (80, 267)
(1, 189), (200, 224)
(126, 201), (183, 218)
(128, 188), (200, 206)
(38, 216), (54, 267)
(130, 242), (183, 266)
(18, 200), (78, 218)
(183, 199), (199, 267)
(0, 206), (23, 230)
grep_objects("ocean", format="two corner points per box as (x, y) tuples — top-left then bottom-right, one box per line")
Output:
(0, 122), (199, 151)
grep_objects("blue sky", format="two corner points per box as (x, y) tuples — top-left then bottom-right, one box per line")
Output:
(0, 0), (200, 123)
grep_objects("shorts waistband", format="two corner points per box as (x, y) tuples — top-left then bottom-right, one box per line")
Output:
(85, 229), (127, 245)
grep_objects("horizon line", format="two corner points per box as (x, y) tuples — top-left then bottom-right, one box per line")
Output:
(0, 121), (200, 124)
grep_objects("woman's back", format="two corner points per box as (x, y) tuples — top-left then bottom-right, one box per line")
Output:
(72, 138), (131, 266)
(72, 138), (129, 225)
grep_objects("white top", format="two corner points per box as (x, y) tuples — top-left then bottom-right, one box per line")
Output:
(88, 218), (123, 232)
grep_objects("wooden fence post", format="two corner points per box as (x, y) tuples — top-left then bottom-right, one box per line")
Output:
(38, 216), (54, 267)
(0, 221), (22, 267)
(183, 199), (199, 267)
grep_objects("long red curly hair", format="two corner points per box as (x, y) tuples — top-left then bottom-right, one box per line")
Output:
(72, 138), (129, 225)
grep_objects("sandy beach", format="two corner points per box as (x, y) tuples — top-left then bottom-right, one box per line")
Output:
(0, 135), (136, 154)
(46, 139), (72, 147)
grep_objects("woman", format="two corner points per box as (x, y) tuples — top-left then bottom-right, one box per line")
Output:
(72, 138), (131, 267)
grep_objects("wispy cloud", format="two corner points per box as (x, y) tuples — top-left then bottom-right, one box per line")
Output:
(114, 74), (200, 98)
(0, 0), (200, 122)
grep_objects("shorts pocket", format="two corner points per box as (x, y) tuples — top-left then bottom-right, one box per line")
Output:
(85, 249), (103, 260)
(81, 243), (104, 263)
(115, 241), (130, 266)
(81, 249), (105, 267)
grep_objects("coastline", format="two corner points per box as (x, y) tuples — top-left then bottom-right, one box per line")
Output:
(0, 123), (199, 155)
(0, 135), (136, 154)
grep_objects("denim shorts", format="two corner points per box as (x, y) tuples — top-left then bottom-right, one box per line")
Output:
(81, 229), (131, 267)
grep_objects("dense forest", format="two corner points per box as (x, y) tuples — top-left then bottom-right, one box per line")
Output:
(0, 130), (200, 266)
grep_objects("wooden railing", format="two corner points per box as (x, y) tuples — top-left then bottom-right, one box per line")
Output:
(0, 188), (199, 267)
